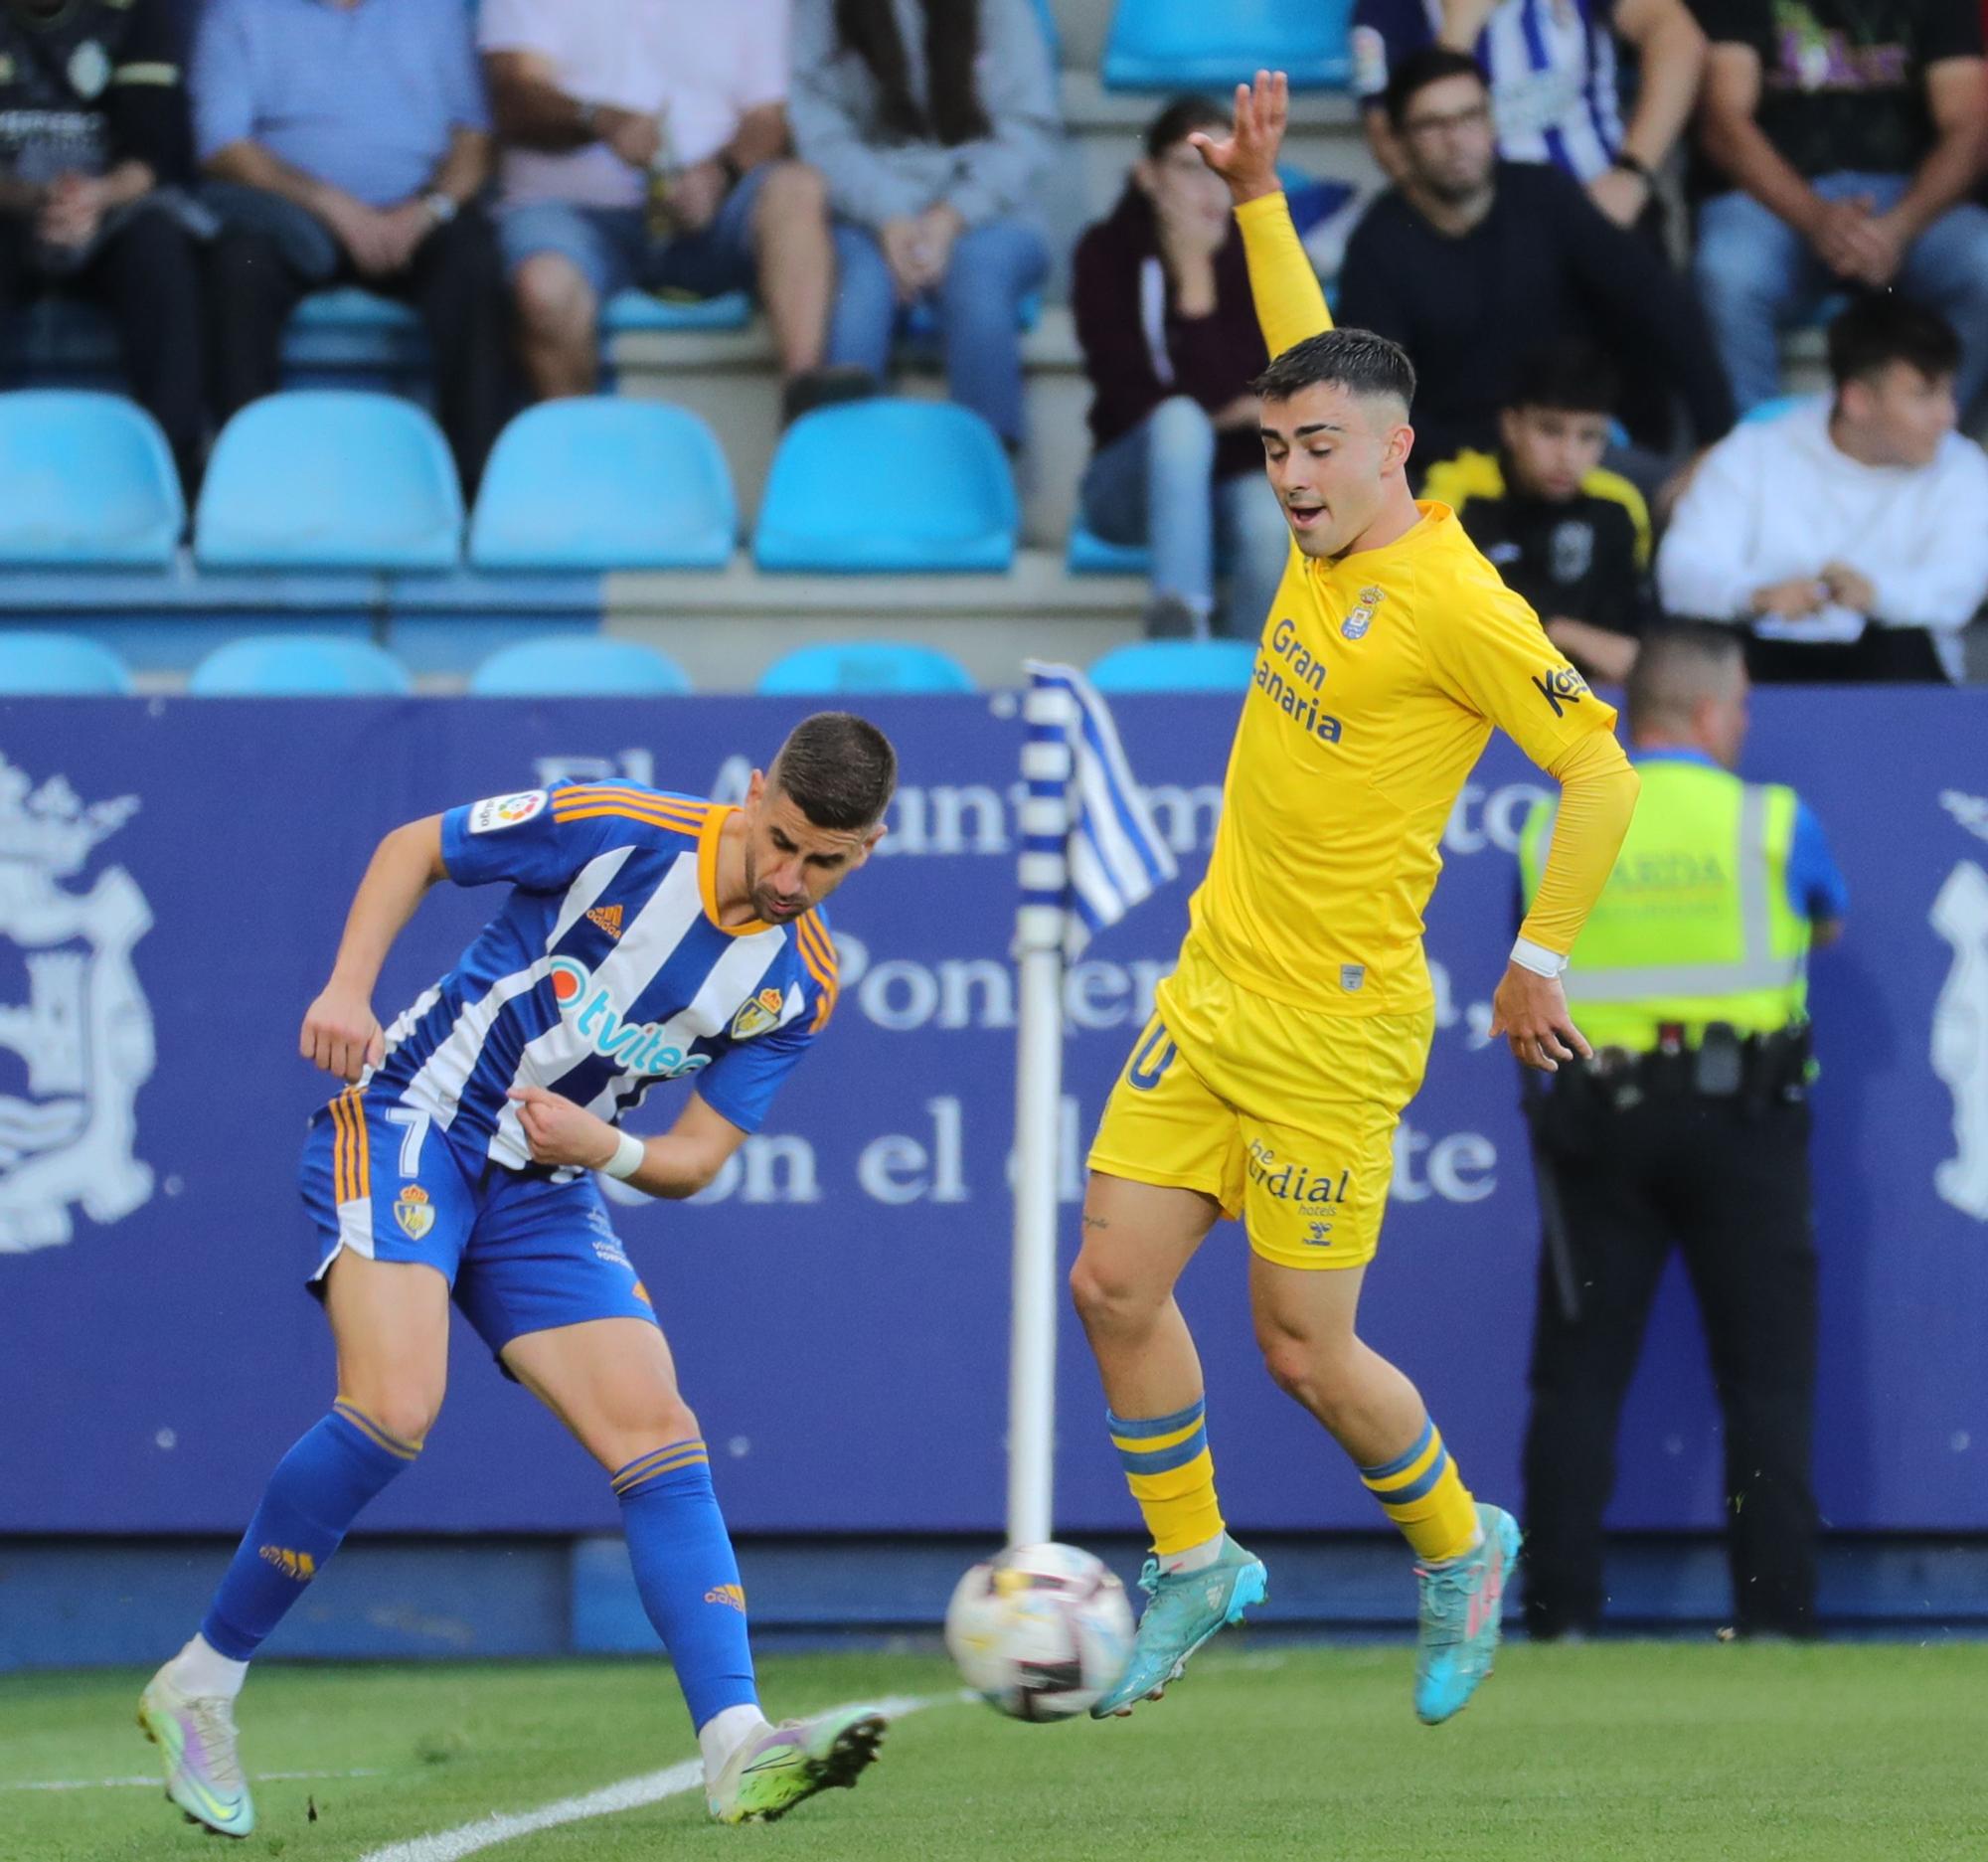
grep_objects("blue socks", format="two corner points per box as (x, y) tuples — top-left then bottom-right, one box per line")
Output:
(200, 1400), (419, 1661)
(614, 1439), (759, 1730)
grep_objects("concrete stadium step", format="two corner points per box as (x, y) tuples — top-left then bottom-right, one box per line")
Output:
(601, 547), (1144, 691)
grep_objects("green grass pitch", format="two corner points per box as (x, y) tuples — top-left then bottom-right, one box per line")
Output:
(4, 1643), (1984, 1862)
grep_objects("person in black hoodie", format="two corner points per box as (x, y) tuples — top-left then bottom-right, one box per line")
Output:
(1073, 95), (1292, 638)
(0, 0), (207, 493)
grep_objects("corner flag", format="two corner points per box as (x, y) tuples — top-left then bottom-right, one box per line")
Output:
(1008, 662), (1178, 1546)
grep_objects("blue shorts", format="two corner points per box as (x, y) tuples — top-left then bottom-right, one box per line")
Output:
(299, 1090), (658, 1361)
(497, 162), (770, 303)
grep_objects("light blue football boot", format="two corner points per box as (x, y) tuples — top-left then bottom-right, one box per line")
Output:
(137, 1667), (254, 1838)
(1413, 1502), (1521, 1726)
(1089, 1535), (1268, 1719)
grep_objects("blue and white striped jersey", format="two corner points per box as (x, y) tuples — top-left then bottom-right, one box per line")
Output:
(1353, 0), (1625, 184)
(364, 783), (840, 1170)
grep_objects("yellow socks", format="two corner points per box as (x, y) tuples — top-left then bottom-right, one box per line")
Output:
(1360, 1417), (1480, 1564)
(1108, 1397), (1224, 1557)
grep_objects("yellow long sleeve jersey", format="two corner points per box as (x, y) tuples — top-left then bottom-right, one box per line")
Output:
(1174, 193), (1639, 1018)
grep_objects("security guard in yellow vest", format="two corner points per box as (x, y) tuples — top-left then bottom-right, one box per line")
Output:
(1515, 623), (1848, 1639)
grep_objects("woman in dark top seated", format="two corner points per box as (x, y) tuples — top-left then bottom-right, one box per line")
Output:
(1073, 96), (1291, 639)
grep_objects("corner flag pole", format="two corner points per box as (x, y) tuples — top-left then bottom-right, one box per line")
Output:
(1009, 676), (1076, 1549)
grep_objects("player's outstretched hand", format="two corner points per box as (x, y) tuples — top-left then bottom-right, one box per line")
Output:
(1488, 962), (1593, 1075)
(508, 1086), (620, 1171)
(1188, 70), (1288, 205)
(300, 982), (384, 1084)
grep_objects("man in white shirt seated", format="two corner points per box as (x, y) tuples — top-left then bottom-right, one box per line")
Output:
(1657, 296), (1988, 684)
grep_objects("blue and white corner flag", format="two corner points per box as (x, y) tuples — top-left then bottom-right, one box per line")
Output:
(1018, 661), (1179, 959)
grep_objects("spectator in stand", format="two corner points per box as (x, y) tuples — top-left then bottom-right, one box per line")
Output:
(1336, 50), (1734, 473)
(1072, 96), (1288, 640)
(0, 0), (206, 492)
(1423, 346), (1651, 683)
(1657, 295), (1988, 683)
(788, 0), (1056, 448)
(481, 0), (856, 422)
(1352, 0), (1706, 228)
(1693, 0), (1988, 415)
(192, 0), (508, 497)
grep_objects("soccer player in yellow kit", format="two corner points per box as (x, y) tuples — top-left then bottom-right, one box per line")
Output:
(1073, 74), (1641, 1725)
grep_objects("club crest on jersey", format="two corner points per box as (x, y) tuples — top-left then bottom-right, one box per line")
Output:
(0, 756), (153, 1256)
(732, 985), (785, 1041)
(394, 1183), (435, 1241)
(1342, 585), (1385, 640)
(547, 955), (711, 1079)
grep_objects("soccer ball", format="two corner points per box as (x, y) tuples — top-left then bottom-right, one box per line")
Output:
(944, 1541), (1135, 1722)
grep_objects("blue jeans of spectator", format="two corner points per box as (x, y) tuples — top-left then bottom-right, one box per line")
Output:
(1079, 397), (1289, 638)
(1695, 173), (1988, 413)
(827, 217), (1048, 443)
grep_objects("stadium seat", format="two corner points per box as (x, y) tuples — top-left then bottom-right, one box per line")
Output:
(601, 288), (753, 334)
(1100, 0), (1352, 89)
(469, 400), (736, 572)
(754, 400), (1018, 574)
(469, 636), (692, 697)
(188, 634), (414, 696)
(0, 630), (134, 694)
(1067, 522), (1153, 576)
(756, 641), (976, 695)
(1088, 638), (1260, 693)
(901, 290), (1043, 345)
(195, 392), (463, 571)
(0, 391), (183, 567)
(1741, 394), (1819, 424)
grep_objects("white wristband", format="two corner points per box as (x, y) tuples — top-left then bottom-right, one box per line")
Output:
(1510, 936), (1570, 980)
(601, 1130), (646, 1180)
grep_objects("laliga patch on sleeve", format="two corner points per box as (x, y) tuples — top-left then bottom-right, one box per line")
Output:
(468, 789), (549, 834)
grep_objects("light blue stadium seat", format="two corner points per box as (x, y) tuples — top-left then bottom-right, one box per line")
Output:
(1088, 638), (1260, 693)
(0, 391), (183, 567)
(1741, 394), (1820, 424)
(196, 392), (463, 571)
(1030, 0), (1061, 61)
(601, 288), (753, 334)
(469, 636), (692, 697)
(188, 634), (414, 696)
(1101, 0), (1352, 89)
(1067, 522), (1153, 576)
(754, 400), (1018, 574)
(0, 630), (134, 694)
(756, 641), (976, 695)
(469, 400), (736, 572)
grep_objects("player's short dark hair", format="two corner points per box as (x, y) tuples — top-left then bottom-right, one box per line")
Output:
(1506, 343), (1620, 418)
(1143, 93), (1228, 159)
(1384, 47), (1485, 130)
(1254, 327), (1416, 413)
(769, 713), (898, 831)
(1827, 293), (1961, 389)
(1626, 622), (1744, 735)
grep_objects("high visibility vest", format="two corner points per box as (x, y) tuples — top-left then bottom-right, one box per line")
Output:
(1518, 758), (1811, 1052)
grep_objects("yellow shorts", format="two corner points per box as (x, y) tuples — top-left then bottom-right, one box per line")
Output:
(1087, 939), (1434, 1270)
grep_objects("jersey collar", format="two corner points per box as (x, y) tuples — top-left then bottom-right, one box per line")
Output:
(698, 806), (774, 937)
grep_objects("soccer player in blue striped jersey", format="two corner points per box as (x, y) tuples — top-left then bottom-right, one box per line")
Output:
(139, 714), (898, 1836)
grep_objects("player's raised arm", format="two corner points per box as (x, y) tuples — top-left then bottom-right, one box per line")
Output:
(1190, 71), (1332, 358)
(299, 814), (447, 1082)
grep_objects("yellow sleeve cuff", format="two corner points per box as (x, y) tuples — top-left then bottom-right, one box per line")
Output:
(1235, 191), (1332, 360)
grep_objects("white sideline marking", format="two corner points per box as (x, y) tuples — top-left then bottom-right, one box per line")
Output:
(3, 1769), (383, 1793)
(354, 1694), (938, 1862)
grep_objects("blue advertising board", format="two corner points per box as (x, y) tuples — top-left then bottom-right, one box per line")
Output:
(0, 690), (1983, 1539)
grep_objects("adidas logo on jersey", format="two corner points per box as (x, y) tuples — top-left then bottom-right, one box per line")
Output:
(585, 904), (624, 939)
